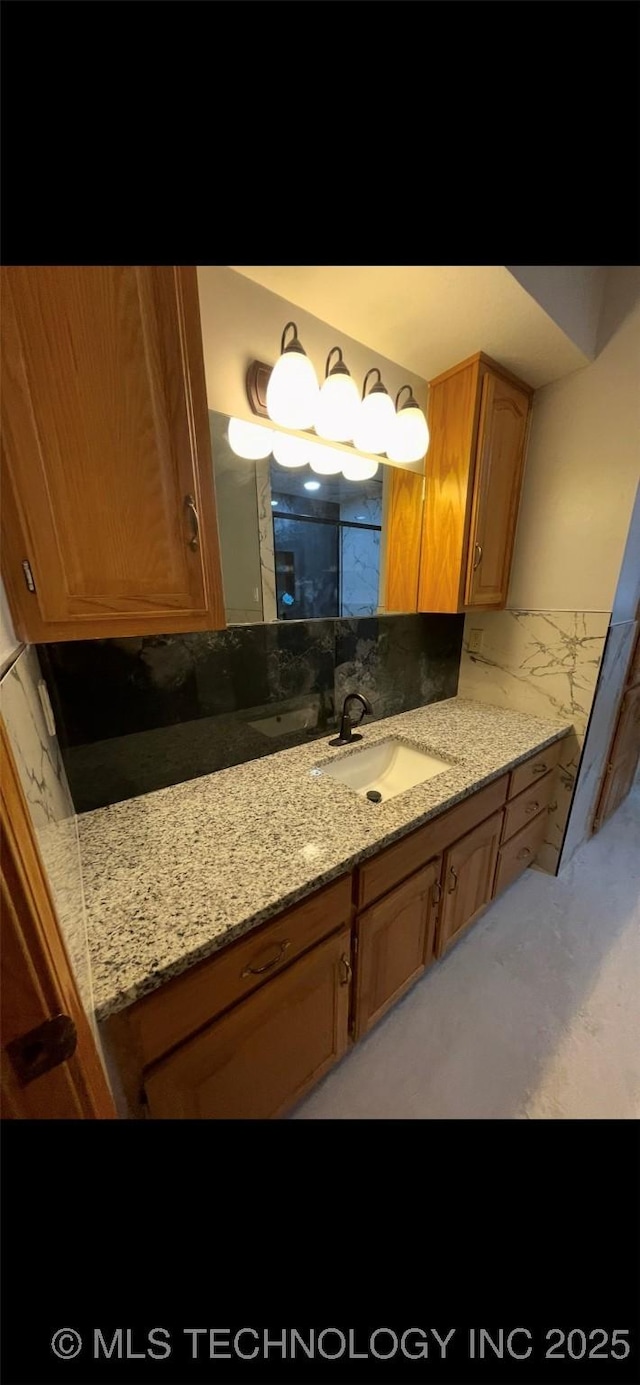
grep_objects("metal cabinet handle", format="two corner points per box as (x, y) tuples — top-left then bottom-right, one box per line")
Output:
(532, 763), (547, 775)
(241, 939), (290, 977)
(448, 866), (458, 893)
(339, 954), (352, 986)
(185, 493), (200, 551)
(432, 880), (442, 905)
(525, 801), (540, 815)
(473, 543), (483, 571)
(517, 847), (532, 861)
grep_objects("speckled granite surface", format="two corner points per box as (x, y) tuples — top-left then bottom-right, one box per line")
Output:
(78, 698), (571, 1022)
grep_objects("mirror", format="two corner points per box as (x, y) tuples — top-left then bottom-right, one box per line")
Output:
(209, 411), (388, 624)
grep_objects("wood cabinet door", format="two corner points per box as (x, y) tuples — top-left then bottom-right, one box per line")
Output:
(626, 627), (640, 689)
(437, 810), (503, 956)
(595, 684), (640, 828)
(353, 858), (441, 1040)
(1, 266), (225, 642)
(465, 371), (531, 608)
(143, 928), (351, 1119)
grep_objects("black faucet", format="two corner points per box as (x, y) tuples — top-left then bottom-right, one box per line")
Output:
(329, 692), (373, 747)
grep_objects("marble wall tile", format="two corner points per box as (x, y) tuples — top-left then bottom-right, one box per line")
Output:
(40, 613), (464, 811)
(340, 526), (380, 617)
(335, 614), (463, 724)
(458, 609), (610, 873)
(0, 647), (95, 1025)
(560, 618), (638, 867)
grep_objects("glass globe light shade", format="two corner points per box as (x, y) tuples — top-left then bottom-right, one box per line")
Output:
(272, 432), (311, 468)
(386, 404), (430, 464)
(353, 389), (396, 455)
(266, 350), (319, 430)
(314, 371), (360, 442)
(341, 457), (380, 481)
(227, 418), (274, 460)
(309, 445), (344, 475)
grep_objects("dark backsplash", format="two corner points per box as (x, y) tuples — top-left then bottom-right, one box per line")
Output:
(38, 614), (464, 813)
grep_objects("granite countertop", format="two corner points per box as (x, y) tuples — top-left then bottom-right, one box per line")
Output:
(78, 697), (572, 1022)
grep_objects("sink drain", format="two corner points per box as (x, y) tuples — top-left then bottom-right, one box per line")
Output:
(366, 789), (383, 803)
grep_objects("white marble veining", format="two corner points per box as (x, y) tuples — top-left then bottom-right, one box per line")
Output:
(458, 609), (609, 872)
(0, 647), (95, 1025)
(340, 525), (380, 617)
(561, 618), (638, 866)
(77, 697), (571, 1023)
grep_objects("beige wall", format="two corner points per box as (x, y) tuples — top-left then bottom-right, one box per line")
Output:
(196, 266), (427, 472)
(507, 266), (606, 359)
(508, 268), (640, 612)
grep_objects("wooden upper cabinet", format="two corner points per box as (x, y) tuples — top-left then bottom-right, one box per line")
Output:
(1, 266), (225, 642)
(418, 353), (533, 614)
(465, 372), (531, 607)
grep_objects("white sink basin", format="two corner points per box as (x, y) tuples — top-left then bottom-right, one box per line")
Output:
(317, 738), (452, 802)
(250, 707), (317, 738)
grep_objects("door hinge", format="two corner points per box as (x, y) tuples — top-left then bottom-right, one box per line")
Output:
(352, 934), (358, 956)
(6, 1013), (77, 1086)
(22, 559), (36, 593)
(606, 762), (613, 775)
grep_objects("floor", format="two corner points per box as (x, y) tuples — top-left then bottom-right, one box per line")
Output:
(294, 786), (640, 1120)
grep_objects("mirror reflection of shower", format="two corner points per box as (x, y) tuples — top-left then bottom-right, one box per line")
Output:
(210, 411), (385, 624)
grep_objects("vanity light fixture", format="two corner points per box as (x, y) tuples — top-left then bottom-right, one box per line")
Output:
(272, 432), (311, 469)
(342, 456), (380, 481)
(304, 480), (321, 491)
(265, 322), (319, 430)
(353, 368), (396, 456)
(386, 385), (430, 464)
(309, 443), (344, 475)
(314, 347), (360, 443)
(227, 417), (274, 460)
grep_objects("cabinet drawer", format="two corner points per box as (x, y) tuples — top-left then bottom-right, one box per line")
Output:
(494, 812), (547, 895)
(143, 927), (351, 1120)
(502, 769), (555, 842)
(128, 873), (353, 1068)
(508, 741), (561, 800)
(356, 774), (508, 909)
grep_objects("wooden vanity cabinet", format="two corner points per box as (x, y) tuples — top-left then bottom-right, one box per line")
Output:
(144, 927), (351, 1120)
(436, 811), (503, 957)
(418, 353), (533, 614)
(353, 858), (441, 1040)
(1, 265), (225, 642)
(103, 744), (563, 1119)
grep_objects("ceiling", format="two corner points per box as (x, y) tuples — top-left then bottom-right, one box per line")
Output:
(230, 266), (597, 389)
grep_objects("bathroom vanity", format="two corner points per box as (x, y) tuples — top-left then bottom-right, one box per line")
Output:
(81, 698), (570, 1120)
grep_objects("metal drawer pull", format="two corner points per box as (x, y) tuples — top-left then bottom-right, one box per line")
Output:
(339, 954), (352, 986)
(532, 762), (547, 774)
(525, 801), (540, 815)
(241, 939), (290, 977)
(448, 866), (458, 893)
(185, 493), (200, 550)
(517, 847), (532, 861)
(432, 880), (442, 904)
(473, 543), (483, 571)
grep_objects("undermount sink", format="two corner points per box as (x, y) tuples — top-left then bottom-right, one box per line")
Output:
(250, 707), (317, 738)
(317, 738), (453, 803)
